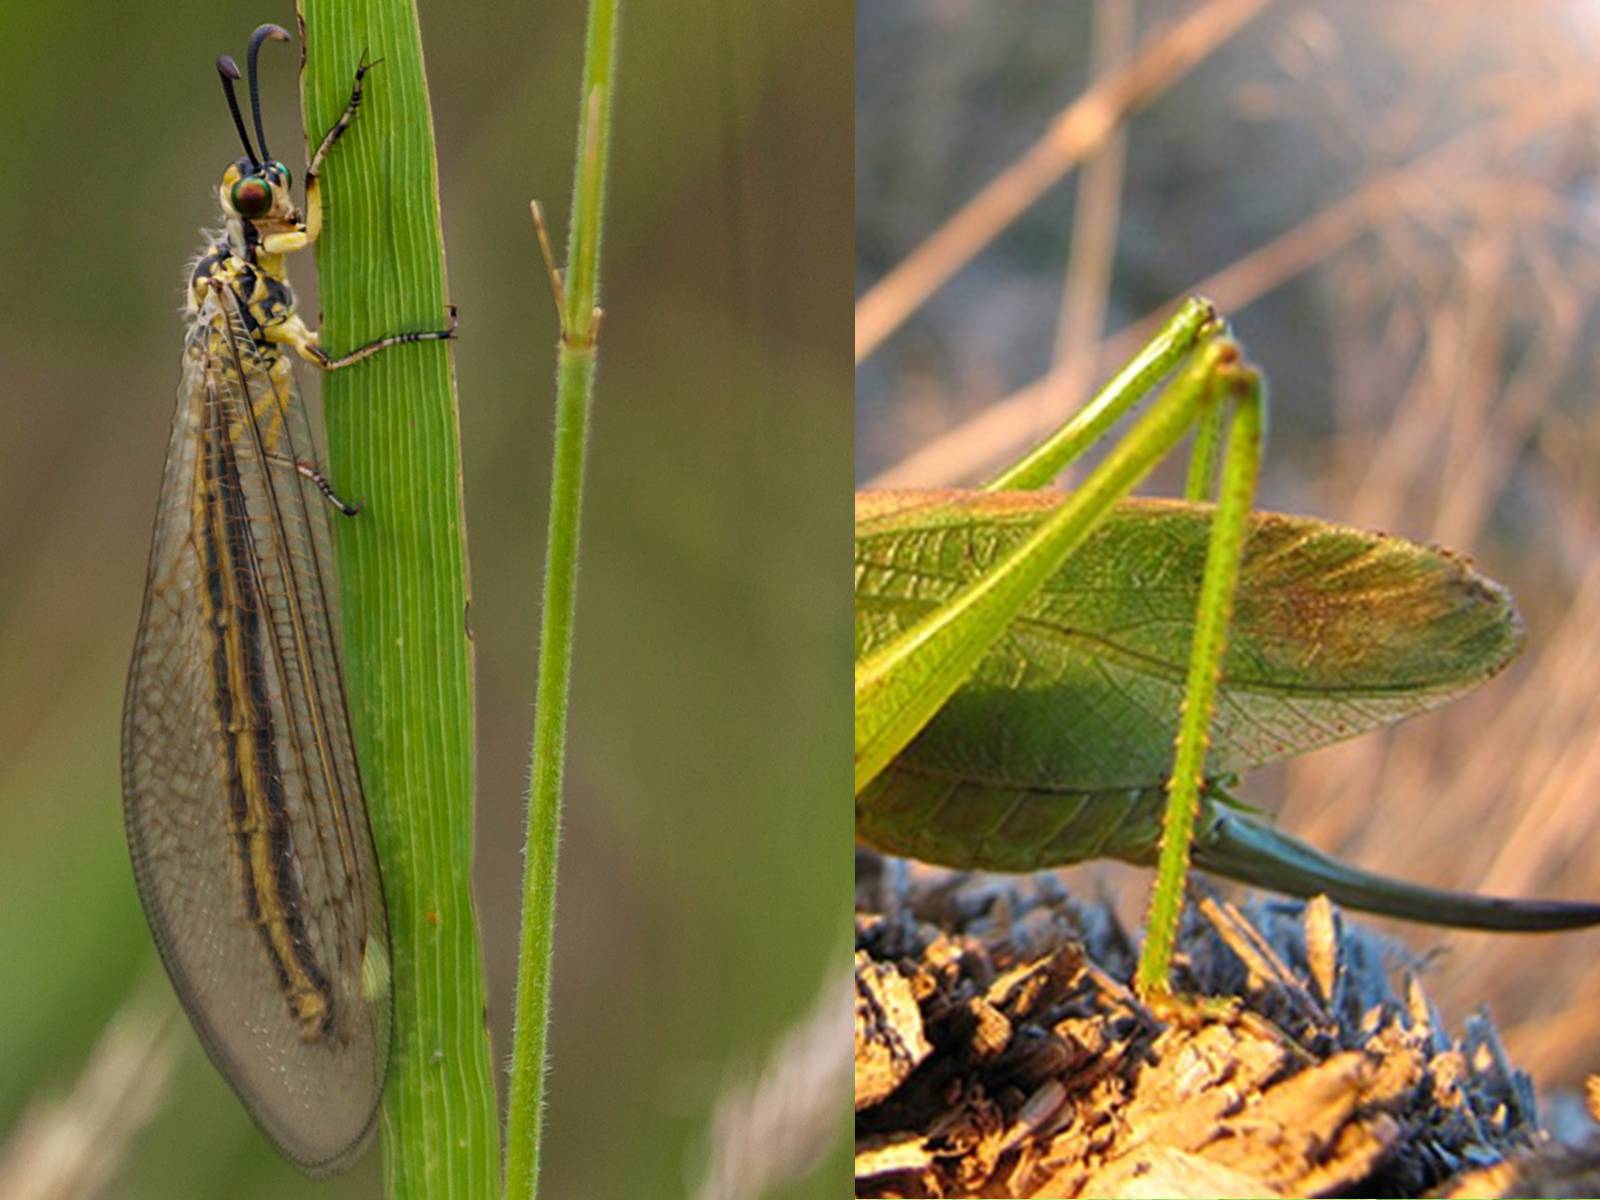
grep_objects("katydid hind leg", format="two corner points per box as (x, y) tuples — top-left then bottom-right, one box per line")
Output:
(856, 337), (1239, 797)
(984, 296), (1220, 493)
(1135, 348), (1266, 1000)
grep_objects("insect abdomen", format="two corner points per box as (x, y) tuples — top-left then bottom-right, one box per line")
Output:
(856, 767), (1196, 872)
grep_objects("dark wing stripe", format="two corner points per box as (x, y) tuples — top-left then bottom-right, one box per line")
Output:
(201, 346), (335, 1031)
(213, 295), (367, 979)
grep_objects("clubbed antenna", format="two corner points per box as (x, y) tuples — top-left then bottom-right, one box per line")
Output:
(216, 56), (258, 167)
(246, 24), (292, 163)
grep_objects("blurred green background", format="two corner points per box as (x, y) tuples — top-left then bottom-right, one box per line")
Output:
(859, 0), (1600, 1113)
(0, 1), (850, 1197)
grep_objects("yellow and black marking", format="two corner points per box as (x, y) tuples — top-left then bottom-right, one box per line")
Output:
(195, 345), (334, 1036)
(120, 22), (453, 1173)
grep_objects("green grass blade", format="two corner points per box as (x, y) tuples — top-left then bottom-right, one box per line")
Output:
(297, 2), (500, 1194)
(502, 4), (620, 1198)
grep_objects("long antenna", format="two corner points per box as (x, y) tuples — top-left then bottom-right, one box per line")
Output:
(246, 24), (291, 164)
(216, 56), (258, 167)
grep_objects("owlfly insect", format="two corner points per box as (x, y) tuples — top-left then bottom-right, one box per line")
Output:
(121, 24), (455, 1174)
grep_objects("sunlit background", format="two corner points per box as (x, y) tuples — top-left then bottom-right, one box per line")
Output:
(0, 1), (850, 1197)
(859, 0), (1600, 1110)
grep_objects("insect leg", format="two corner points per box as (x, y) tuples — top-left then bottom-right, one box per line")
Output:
(315, 306), (459, 371)
(295, 459), (362, 517)
(265, 307), (458, 372)
(985, 296), (1222, 492)
(856, 339), (1236, 796)
(1184, 390), (1226, 502)
(302, 52), (383, 246)
(1135, 351), (1266, 1001)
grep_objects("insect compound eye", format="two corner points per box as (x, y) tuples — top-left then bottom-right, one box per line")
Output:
(267, 161), (292, 188)
(230, 176), (274, 218)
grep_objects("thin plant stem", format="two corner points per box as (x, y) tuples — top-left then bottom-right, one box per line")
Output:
(502, 2), (621, 1197)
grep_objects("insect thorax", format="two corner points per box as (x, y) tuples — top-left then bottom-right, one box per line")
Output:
(188, 233), (297, 355)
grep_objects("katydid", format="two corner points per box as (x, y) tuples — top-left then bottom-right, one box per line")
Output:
(855, 297), (1600, 999)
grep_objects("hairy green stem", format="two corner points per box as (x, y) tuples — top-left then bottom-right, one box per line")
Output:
(503, 2), (620, 1197)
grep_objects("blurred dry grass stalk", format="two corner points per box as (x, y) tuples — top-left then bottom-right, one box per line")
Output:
(857, 0), (1600, 1091)
(854, 0), (1273, 363)
(0, 993), (178, 1200)
(1279, 3), (1600, 1089)
(695, 969), (851, 1200)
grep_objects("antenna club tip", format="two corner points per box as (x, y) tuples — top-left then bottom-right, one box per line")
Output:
(252, 23), (293, 44)
(217, 55), (241, 79)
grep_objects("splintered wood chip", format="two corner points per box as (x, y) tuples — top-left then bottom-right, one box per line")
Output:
(856, 863), (1585, 1199)
(856, 951), (931, 1111)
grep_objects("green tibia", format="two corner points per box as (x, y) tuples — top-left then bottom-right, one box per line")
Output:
(1138, 361), (1264, 996)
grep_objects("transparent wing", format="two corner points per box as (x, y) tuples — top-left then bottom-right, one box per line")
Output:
(121, 293), (389, 1174)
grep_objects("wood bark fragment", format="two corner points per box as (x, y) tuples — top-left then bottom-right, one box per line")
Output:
(855, 857), (1600, 1198)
